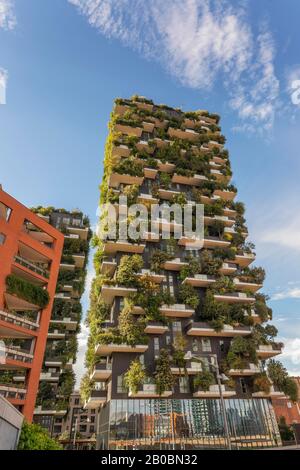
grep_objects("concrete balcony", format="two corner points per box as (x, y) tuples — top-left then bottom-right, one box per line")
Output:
(141, 231), (160, 242)
(101, 284), (137, 305)
(0, 384), (27, 402)
(144, 321), (169, 335)
(158, 188), (181, 200)
(153, 137), (170, 148)
(137, 269), (166, 283)
(4, 346), (33, 365)
(163, 257), (188, 271)
(203, 237), (231, 249)
(178, 235), (203, 249)
(204, 215), (235, 227)
(193, 384), (236, 398)
(256, 344), (282, 358)
(213, 292), (255, 304)
(112, 144), (130, 159)
(59, 262), (75, 271)
(186, 322), (252, 337)
(212, 155), (227, 165)
(95, 343), (148, 355)
(84, 389), (107, 409)
(114, 123), (143, 137)
(157, 161), (176, 173)
(47, 329), (65, 339)
(39, 372), (60, 382)
(71, 253), (85, 268)
(208, 140), (224, 150)
(233, 252), (255, 267)
(219, 262), (238, 275)
(103, 240), (146, 255)
(44, 358), (63, 367)
(108, 172), (144, 189)
(100, 258), (117, 276)
(90, 362), (112, 381)
(136, 140), (155, 154)
(252, 386), (285, 398)
(210, 169), (230, 183)
(0, 309), (39, 335)
(4, 293), (40, 312)
(228, 363), (261, 376)
(183, 274), (216, 288)
(137, 194), (159, 204)
(171, 361), (202, 375)
(135, 101), (153, 112)
(142, 121), (155, 133)
(233, 278), (262, 293)
(172, 173), (207, 186)
(129, 383), (172, 398)
(54, 292), (72, 301)
(14, 254), (49, 280)
(159, 304), (194, 318)
(66, 226), (89, 241)
(144, 167), (158, 179)
(50, 318), (78, 331)
(213, 189), (236, 201)
(168, 127), (199, 142)
(114, 103), (132, 116)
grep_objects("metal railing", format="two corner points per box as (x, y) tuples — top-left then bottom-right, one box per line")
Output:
(14, 254), (49, 278)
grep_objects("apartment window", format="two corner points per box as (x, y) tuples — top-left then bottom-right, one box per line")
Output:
(287, 402), (292, 409)
(53, 425), (62, 434)
(139, 354), (145, 365)
(172, 321), (181, 334)
(0, 233), (6, 245)
(166, 335), (171, 346)
(72, 218), (81, 227)
(74, 398), (80, 405)
(90, 426), (95, 433)
(117, 375), (126, 393)
(165, 241), (176, 256)
(192, 339), (199, 352)
(167, 273), (174, 295)
(63, 217), (70, 225)
(179, 377), (190, 393)
(0, 202), (12, 222)
(219, 340), (225, 352)
(201, 338), (212, 352)
(90, 416), (95, 423)
(80, 425), (87, 433)
(154, 337), (160, 358)
(119, 298), (124, 310)
(240, 378), (247, 394)
(91, 409), (96, 414)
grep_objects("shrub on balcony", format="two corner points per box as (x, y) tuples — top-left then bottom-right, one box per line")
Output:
(172, 333), (187, 369)
(6, 274), (50, 308)
(172, 193), (187, 206)
(227, 337), (257, 369)
(253, 373), (271, 394)
(159, 172), (171, 189)
(124, 359), (146, 394)
(80, 372), (93, 403)
(122, 184), (140, 205)
(179, 256), (201, 281)
(150, 250), (173, 273)
(239, 266), (265, 284)
(154, 349), (174, 395)
(199, 250), (222, 275)
(254, 295), (272, 321)
(179, 284), (199, 309)
(278, 417), (295, 442)
(114, 159), (144, 177)
(119, 304), (147, 346)
(116, 254), (143, 287)
(194, 371), (215, 391)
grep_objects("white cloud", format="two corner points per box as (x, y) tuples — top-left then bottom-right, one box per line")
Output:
(280, 338), (300, 365)
(272, 288), (300, 301)
(0, 0), (16, 30)
(69, 0), (279, 132)
(73, 322), (89, 387)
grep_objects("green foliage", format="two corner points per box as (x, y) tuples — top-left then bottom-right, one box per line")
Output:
(114, 158), (144, 177)
(6, 274), (50, 308)
(278, 416), (295, 441)
(116, 254), (143, 286)
(179, 283), (199, 309)
(80, 372), (93, 403)
(124, 359), (146, 394)
(194, 370), (215, 391)
(119, 303), (147, 346)
(268, 360), (299, 401)
(154, 349), (174, 395)
(18, 421), (62, 450)
(226, 336), (257, 369)
(150, 250), (173, 273)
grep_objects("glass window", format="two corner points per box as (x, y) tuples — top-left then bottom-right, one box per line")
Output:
(154, 337), (160, 358)
(201, 338), (212, 352)
(192, 338), (199, 352)
(117, 375), (126, 393)
(0, 203), (12, 222)
(0, 233), (6, 245)
(74, 398), (80, 405)
(166, 335), (171, 345)
(179, 377), (189, 393)
(240, 378), (247, 394)
(63, 217), (70, 225)
(219, 340), (225, 352)
(172, 321), (181, 333)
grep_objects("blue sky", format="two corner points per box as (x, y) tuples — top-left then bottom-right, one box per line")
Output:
(1, 0), (300, 383)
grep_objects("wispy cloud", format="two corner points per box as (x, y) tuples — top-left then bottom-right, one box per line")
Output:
(280, 337), (300, 365)
(0, 0), (16, 30)
(73, 322), (89, 387)
(69, 0), (279, 132)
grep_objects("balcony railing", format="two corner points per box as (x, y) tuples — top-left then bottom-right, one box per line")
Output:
(5, 346), (33, 364)
(0, 309), (39, 331)
(14, 255), (49, 279)
(0, 384), (27, 401)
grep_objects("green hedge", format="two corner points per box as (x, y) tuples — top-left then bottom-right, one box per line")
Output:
(6, 274), (50, 308)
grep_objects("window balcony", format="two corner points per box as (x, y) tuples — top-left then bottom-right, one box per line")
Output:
(137, 269), (166, 283)
(90, 362), (112, 381)
(186, 322), (252, 337)
(0, 384), (27, 402)
(108, 173), (144, 189)
(210, 169), (230, 183)
(144, 321), (169, 335)
(47, 329), (66, 339)
(128, 383), (172, 398)
(159, 304), (194, 318)
(100, 258), (117, 275)
(233, 252), (255, 267)
(172, 173), (207, 186)
(203, 237), (231, 249)
(95, 343), (148, 355)
(228, 363), (261, 376)
(157, 161), (175, 173)
(193, 384), (236, 398)
(44, 358), (63, 367)
(153, 137), (171, 148)
(182, 274), (216, 288)
(0, 309), (39, 333)
(213, 189), (236, 201)
(84, 389), (107, 409)
(144, 167), (158, 179)
(158, 188), (181, 200)
(59, 262), (75, 271)
(233, 278), (262, 293)
(204, 215), (235, 227)
(103, 240), (146, 255)
(168, 127), (199, 142)
(101, 284), (137, 305)
(219, 262), (238, 275)
(14, 254), (49, 281)
(142, 121), (155, 133)
(256, 344), (282, 358)
(4, 346), (33, 364)
(114, 123), (143, 137)
(112, 143), (130, 159)
(163, 257), (188, 271)
(213, 292), (255, 304)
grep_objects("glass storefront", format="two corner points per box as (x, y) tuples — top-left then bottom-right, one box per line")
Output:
(97, 398), (281, 450)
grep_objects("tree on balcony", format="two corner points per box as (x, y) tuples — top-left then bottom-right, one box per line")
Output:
(154, 349), (174, 395)
(253, 373), (271, 394)
(6, 274), (50, 308)
(116, 254), (143, 287)
(226, 337), (257, 370)
(178, 284), (199, 309)
(267, 360), (298, 401)
(119, 303), (147, 346)
(194, 370), (215, 392)
(124, 359), (146, 394)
